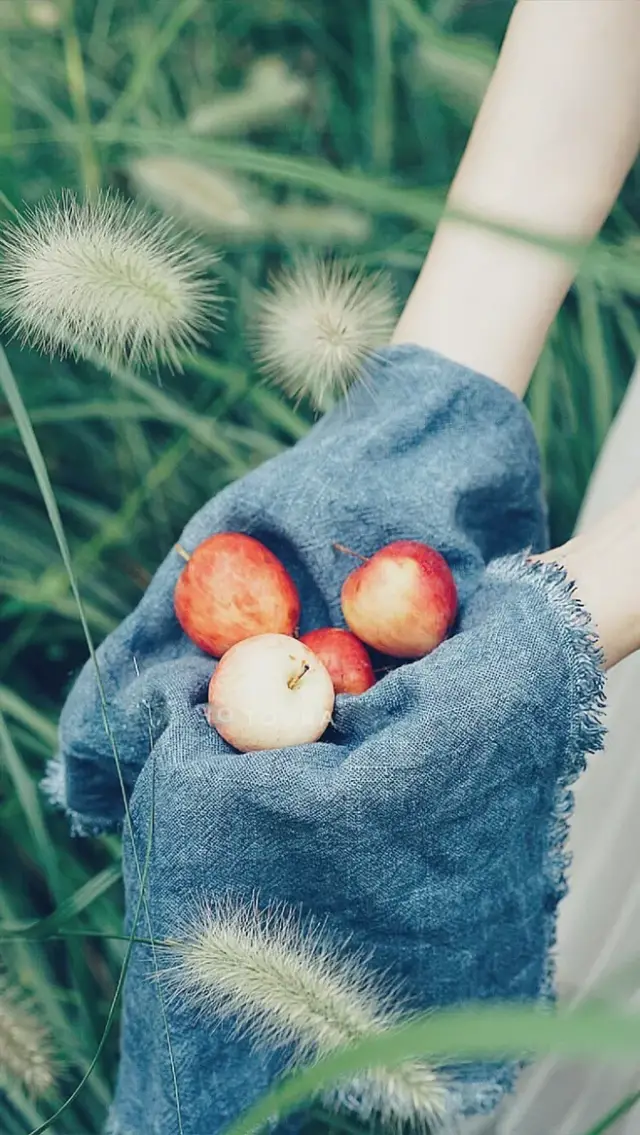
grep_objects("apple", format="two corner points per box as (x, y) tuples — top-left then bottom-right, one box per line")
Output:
(207, 633), (335, 752)
(174, 532), (300, 657)
(340, 539), (457, 659)
(299, 627), (375, 695)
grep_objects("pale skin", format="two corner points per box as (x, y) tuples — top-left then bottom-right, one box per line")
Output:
(393, 0), (640, 669)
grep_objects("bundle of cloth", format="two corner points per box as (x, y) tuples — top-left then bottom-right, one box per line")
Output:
(47, 346), (606, 1135)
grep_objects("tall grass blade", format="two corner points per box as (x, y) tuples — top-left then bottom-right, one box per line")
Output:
(225, 1004), (640, 1135)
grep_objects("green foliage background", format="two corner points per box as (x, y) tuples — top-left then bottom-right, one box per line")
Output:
(0, 1), (639, 1132)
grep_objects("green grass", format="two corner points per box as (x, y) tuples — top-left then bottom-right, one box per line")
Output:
(0, 0), (639, 1132)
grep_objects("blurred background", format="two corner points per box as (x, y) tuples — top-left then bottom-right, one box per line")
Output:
(0, 0), (639, 1131)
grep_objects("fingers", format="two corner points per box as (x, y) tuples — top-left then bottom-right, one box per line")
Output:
(534, 486), (640, 670)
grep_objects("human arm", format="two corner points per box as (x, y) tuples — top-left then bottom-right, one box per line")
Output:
(392, 0), (640, 398)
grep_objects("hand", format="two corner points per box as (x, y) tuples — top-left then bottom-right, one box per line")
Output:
(535, 487), (640, 670)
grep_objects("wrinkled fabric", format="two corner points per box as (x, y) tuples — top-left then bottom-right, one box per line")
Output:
(48, 345), (606, 1135)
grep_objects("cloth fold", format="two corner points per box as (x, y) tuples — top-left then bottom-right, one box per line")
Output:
(47, 346), (606, 1134)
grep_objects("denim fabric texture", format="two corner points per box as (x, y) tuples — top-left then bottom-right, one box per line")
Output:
(47, 345), (606, 1134)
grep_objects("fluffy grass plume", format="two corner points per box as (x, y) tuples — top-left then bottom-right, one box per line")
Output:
(0, 979), (55, 1097)
(168, 896), (447, 1130)
(188, 56), (308, 136)
(0, 0), (59, 30)
(254, 257), (397, 410)
(268, 204), (371, 245)
(129, 156), (370, 246)
(0, 191), (220, 371)
(412, 22), (494, 118)
(128, 157), (262, 238)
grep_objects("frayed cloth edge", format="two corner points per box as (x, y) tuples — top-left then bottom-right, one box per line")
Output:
(487, 552), (607, 1005)
(41, 755), (122, 837)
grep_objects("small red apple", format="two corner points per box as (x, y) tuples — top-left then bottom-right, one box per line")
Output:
(207, 633), (335, 751)
(340, 539), (457, 659)
(174, 533), (300, 657)
(300, 627), (375, 695)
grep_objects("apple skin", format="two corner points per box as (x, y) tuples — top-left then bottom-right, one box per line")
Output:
(207, 633), (335, 752)
(174, 533), (300, 657)
(340, 539), (457, 659)
(299, 627), (375, 695)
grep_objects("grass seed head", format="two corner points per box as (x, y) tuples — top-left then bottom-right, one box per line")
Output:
(0, 190), (221, 371)
(253, 257), (396, 410)
(0, 980), (56, 1097)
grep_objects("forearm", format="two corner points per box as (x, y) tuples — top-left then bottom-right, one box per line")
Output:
(393, 0), (640, 396)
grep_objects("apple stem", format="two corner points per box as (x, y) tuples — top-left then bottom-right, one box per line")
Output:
(332, 542), (369, 563)
(288, 661), (310, 690)
(175, 543), (191, 562)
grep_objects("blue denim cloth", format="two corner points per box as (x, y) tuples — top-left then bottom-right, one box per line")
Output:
(48, 345), (606, 1134)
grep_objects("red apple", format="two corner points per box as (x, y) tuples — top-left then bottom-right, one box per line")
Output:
(207, 633), (335, 751)
(340, 539), (457, 659)
(300, 627), (375, 695)
(174, 533), (300, 657)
